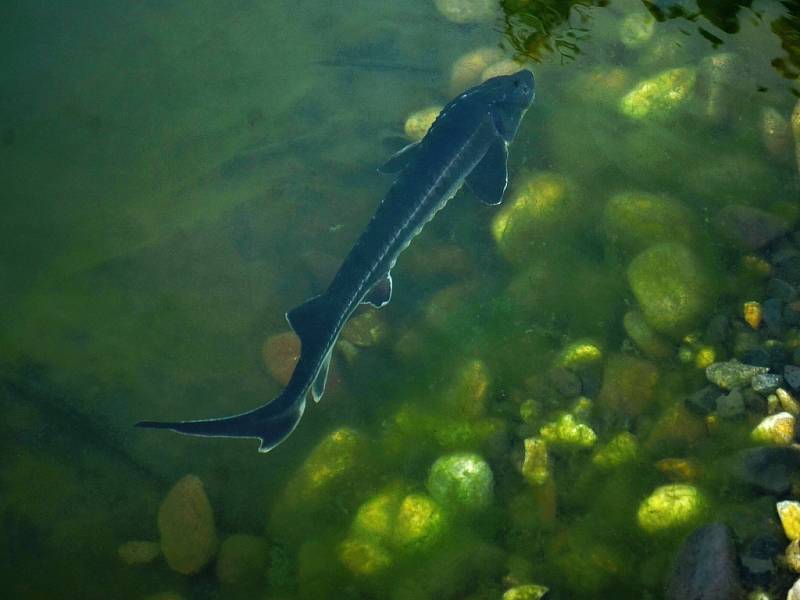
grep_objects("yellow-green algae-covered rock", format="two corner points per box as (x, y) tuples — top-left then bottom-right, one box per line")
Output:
(435, 0), (495, 24)
(604, 191), (696, 257)
(441, 358), (491, 419)
(338, 537), (392, 576)
(522, 437), (550, 485)
(620, 67), (696, 120)
(751, 412), (796, 446)
(118, 540), (160, 565)
(450, 47), (505, 94)
(351, 488), (402, 541)
(540, 414), (597, 449)
(619, 12), (655, 48)
(556, 338), (604, 370)
(627, 242), (712, 337)
(592, 431), (639, 468)
(215, 534), (269, 585)
(390, 494), (445, 553)
(503, 584), (550, 600)
(404, 106), (442, 142)
(636, 484), (706, 534)
(778, 501), (800, 541)
(157, 475), (218, 575)
(491, 171), (579, 264)
(427, 452), (494, 512)
(598, 353), (659, 417)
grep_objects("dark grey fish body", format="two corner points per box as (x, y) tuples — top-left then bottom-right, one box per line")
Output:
(137, 70), (535, 452)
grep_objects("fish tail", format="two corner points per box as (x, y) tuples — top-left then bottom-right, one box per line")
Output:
(136, 392), (306, 453)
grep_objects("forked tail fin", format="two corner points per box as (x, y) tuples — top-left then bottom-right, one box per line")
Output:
(136, 392), (306, 453)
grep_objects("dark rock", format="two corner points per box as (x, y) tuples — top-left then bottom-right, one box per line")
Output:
(766, 343), (790, 372)
(740, 533), (783, 588)
(767, 278), (798, 302)
(742, 388), (768, 413)
(762, 298), (784, 335)
(705, 314), (731, 346)
(794, 347), (800, 366)
(548, 366), (582, 398)
(741, 348), (770, 369)
(777, 255), (800, 287)
(785, 365), (800, 393)
(578, 371), (602, 399)
(665, 522), (742, 600)
(716, 388), (745, 419)
(714, 205), (789, 250)
(685, 386), (719, 416)
(729, 446), (800, 494)
(785, 301), (800, 326)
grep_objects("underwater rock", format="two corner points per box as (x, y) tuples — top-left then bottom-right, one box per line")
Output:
(760, 106), (792, 158)
(716, 388), (745, 419)
(216, 534), (269, 585)
(743, 301), (763, 330)
(619, 12), (655, 48)
(656, 458), (699, 481)
(637, 484), (706, 534)
(591, 431), (639, 469)
(539, 413), (597, 449)
(604, 192), (696, 258)
(262, 331), (300, 386)
(752, 373), (783, 395)
(491, 171), (579, 264)
(338, 537), (392, 576)
(619, 67), (696, 120)
(751, 412), (795, 445)
(391, 494), (445, 554)
(450, 47), (505, 94)
(142, 593), (184, 600)
(404, 106), (442, 142)
(696, 52), (738, 123)
(791, 578), (800, 600)
(623, 310), (675, 359)
(646, 402), (707, 450)
(740, 534), (783, 588)
(706, 360), (769, 390)
(665, 522), (742, 600)
(424, 281), (475, 331)
(787, 539), (800, 573)
(434, 0), (495, 24)
(482, 59), (524, 82)
(118, 540), (160, 566)
(341, 308), (387, 348)
(793, 99), (800, 177)
(556, 338), (603, 370)
(522, 437), (550, 485)
(786, 365), (800, 392)
(503, 584), (549, 600)
(714, 205), (789, 251)
(730, 446), (800, 494)
(627, 242), (712, 337)
(778, 387), (800, 416)
(351, 487), (401, 541)
(157, 475), (218, 575)
(780, 501), (800, 542)
(685, 385), (719, 416)
(597, 353), (659, 417)
(442, 358), (491, 420)
(427, 452), (494, 513)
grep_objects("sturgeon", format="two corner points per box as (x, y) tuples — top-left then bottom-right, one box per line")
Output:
(137, 70), (535, 452)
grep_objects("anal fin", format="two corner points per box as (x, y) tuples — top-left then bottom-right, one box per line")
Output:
(311, 349), (333, 403)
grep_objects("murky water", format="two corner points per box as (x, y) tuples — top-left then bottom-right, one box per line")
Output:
(2, 0), (800, 598)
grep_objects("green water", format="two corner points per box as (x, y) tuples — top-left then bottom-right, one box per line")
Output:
(2, 0), (799, 598)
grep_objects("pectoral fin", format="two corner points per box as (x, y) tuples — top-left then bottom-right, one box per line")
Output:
(378, 142), (421, 174)
(364, 273), (393, 308)
(490, 102), (525, 143)
(465, 139), (508, 205)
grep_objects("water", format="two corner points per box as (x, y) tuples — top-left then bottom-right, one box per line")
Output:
(2, 0), (799, 598)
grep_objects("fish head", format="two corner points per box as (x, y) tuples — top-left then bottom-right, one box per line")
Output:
(482, 69), (535, 142)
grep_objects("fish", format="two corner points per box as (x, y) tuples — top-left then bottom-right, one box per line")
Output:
(136, 69), (536, 453)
